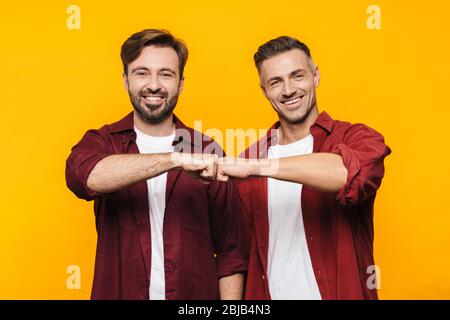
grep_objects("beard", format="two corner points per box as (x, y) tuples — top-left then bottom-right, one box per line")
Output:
(129, 89), (179, 124)
(277, 106), (310, 124)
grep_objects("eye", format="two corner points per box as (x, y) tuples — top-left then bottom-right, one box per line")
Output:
(293, 74), (304, 80)
(269, 80), (281, 87)
(135, 72), (147, 77)
(160, 72), (174, 78)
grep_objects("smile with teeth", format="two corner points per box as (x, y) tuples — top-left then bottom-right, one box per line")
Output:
(142, 95), (165, 103)
(282, 96), (303, 105)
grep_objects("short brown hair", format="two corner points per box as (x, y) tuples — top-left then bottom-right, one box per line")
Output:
(121, 29), (188, 78)
(254, 36), (312, 72)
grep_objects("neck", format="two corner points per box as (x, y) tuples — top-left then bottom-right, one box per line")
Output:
(278, 106), (319, 145)
(133, 112), (175, 137)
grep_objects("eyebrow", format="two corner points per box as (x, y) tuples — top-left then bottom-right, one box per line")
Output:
(290, 68), (307, 76)
(130, 66), (177, 75)
(159, 68), (177, 75)
(130, 66), (149, 73)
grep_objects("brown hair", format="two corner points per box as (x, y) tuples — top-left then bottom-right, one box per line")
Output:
(121, 29), (188, 78)
(254, 36), (312, 72)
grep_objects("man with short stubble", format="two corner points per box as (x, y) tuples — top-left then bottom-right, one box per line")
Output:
(65, 29), (247, 300)
(217, 36), (391, 300)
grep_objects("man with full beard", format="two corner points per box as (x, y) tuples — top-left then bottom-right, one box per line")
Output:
(217, 36), (391, 300)
(65, 29), (246, 300)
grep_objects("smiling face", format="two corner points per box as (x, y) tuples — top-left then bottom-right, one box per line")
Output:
(123, 45), (183, 124)
(259, 49), (320, 125)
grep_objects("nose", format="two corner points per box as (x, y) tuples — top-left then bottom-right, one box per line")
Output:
(281, 80), (295, 97)
(145, 75), (162, 92)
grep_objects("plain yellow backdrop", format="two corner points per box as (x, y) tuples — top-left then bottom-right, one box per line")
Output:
(1, 0), (449, 299)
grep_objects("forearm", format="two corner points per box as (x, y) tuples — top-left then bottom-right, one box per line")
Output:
(87, 152), (178, 193)
(219, 273), (244, 300)
(253, 153), (348, 193)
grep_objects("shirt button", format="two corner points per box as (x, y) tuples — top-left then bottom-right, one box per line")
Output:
(262, 275), (265, 280)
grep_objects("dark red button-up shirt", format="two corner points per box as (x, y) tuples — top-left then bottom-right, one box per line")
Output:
(238, 111), (391, 300)
(65, 112), (247, 300)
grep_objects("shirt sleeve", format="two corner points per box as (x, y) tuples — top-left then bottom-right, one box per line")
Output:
(65, 129), (111, 201)
(208, 179), (248, 279)
(330, 124), (391, 206)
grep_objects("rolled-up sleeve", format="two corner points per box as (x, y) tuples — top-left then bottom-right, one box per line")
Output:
(65, 129), (111, 201)
(331, 124), (391, 206)
(208, 178), (248, 279)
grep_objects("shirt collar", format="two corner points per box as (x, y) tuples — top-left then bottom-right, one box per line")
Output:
(260, 111), (334, 153)
(108, 112), (201, 148)
(311, 111), (334, 133)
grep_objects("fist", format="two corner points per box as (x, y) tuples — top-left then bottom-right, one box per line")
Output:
(217, 157), (254, 182)
(172, 152), (219, 182)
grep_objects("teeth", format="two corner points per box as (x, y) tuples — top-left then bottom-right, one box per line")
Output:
(284, 97), (301, 105)
(143, 96), (163, 101)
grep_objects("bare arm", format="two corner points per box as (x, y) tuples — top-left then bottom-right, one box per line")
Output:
(87, 152), (217, 194)
(219, 273), (244, 300)
(86, 153), (176, 194)
(218, 153), (348, 193)
(259, 153), (347, 192)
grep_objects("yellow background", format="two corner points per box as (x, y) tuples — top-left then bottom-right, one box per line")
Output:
(1, 0), (449, 299)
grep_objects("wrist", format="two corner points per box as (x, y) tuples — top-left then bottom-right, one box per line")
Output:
(246, 160), (258, 177)
(256, 158), (276, 177)
(169, 152), (183, 170)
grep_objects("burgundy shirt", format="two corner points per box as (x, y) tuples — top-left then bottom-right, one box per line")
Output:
(238, 111), (391, 300)
(65, 112), (247, 300)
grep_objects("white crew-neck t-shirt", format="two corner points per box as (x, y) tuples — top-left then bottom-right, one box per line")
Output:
(134, 126), (175, 300)
(267, 134), (322, 300)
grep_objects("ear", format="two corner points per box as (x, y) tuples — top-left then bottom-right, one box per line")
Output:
(260, 83), (269, 100)
(122, 73), (129, 91)
(258, 71), (270, 99)
(178, 76), (184, 95)
(259, 73), (270, 100)
(313, 66), (321, 88)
